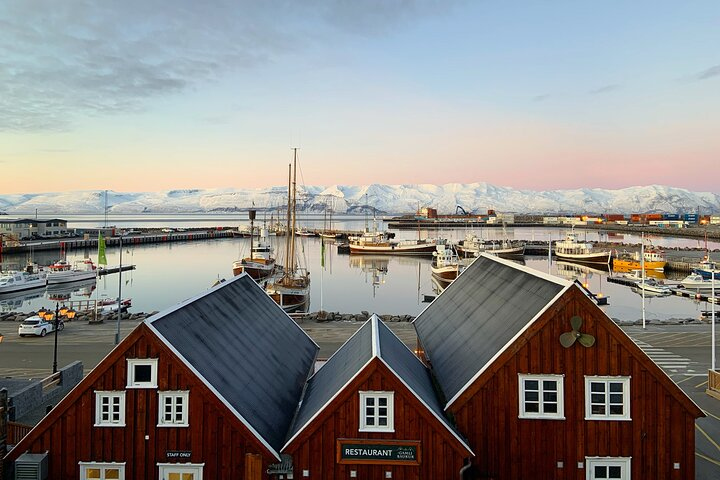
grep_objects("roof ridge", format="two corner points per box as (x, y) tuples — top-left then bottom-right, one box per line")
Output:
(371, 313), (381, 359)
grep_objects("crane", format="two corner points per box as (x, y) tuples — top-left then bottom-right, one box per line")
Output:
(455, 205), (469, 215)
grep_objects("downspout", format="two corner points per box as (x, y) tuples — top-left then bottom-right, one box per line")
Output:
(459, 458), (473, 479)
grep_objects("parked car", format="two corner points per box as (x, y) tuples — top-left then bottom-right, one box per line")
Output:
(18, 316), (63, 337)
(161, 228), (174, 233)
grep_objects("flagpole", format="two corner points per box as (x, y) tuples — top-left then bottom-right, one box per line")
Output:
(115, 235), (122, 345)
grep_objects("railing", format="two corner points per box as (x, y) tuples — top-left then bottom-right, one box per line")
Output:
(707, 370), (720, 400)
(7, 421), (33, 444)
(41, 372), (61, 392)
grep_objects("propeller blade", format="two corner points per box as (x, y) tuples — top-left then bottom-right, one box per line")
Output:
(578, 334), (596, 348)
(559, 332), (577, 348)
(570, 315), (583, 331)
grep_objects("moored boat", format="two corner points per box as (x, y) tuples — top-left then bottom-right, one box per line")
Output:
(47, 259), (98, 284)
(232, 211), (276, 281)
(266, 149), (310, 313)
(554, 230), (611, 264)
(693, 256), (720, 280)
(456, 234), (525, 258)
(0, 268), (47, 294)
(679, 274), (716, 290)
(612, 241), (666, 272)
(631, 278), (672, 295)
(431, 244), (464, 286)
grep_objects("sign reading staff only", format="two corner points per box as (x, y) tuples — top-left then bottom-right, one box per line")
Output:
(337, 439), (421, 465)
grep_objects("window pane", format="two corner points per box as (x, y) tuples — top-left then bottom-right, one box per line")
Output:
(591, 393), (605, 404)
(366, 407), (374, 416)
(608, 466), (622, 478)
(378, 407), (387, 416)
(525, 380), (538, 390)
(105, 468), (120, 479)
(182, 474), (195, 480)
(366, 417), (375, 426)
(525, 391), (539, 402)
(594, 465), (607, 478)
(379, 417), (387, 426)
(592, 405), (606, 415)
(378, 398), (387, 407)
(609, 383), (623, 392)
(544, 403), (557, 413)
(86, 468), (101, 479)
(591, 382), (605, 393)
(609, 394), (623, 404)
(543, 391), (557, 402)
(365, 398), (374, 406)
(609, 405), (624, 415)
(525, 402), (539, 413)
(542, 380), (557, 391)
(134, 364), (152, 383)
(168, 474), (181, 480)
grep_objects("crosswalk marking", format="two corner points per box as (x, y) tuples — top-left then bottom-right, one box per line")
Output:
(631, 339), (697, 373)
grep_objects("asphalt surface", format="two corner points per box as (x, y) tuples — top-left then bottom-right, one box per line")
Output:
(2, 319), (720, 478)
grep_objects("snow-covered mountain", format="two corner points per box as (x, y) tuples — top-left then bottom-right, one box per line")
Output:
(0, 184), (718, 215)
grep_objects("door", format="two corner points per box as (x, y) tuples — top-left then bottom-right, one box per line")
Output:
(158, 464), (204, 480)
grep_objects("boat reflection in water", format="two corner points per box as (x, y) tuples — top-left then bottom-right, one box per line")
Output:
(348, 255), (389, 297)
(47, 278), (97, 302)
(555, 260), (609, 303)
(0, 288), (45, 312)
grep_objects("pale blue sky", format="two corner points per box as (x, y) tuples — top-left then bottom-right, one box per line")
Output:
(1, 1), (718, 193)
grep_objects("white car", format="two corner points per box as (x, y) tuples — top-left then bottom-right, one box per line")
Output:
(18, 316), (63, 337)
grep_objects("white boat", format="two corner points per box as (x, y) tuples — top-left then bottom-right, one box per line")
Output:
(632, 277), (672, 295)
(554, 230), (611, 264)
(457, 234), (525, 258)
(232, 212), (276, 281)
(680, 274), (717, 290)
(266, 149), (311, 313)
(693, 256), (720, 280)
(0, 268), (47, 294)
(431, 244), (464, 286)
(47, 259), (98, 284)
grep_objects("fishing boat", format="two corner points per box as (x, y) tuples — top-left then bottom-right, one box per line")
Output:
(456, 234), (525, 258)
(232, 211), (276, 281)
(612, 241), (666, 272)
(693, 256), (720, 280)
(46, 259), (98, 284)
(679, 274), (716, 290)
(431, 244), (464, 286)
(0, 267), (47, 294)
(554, 229), (611, 264)
(266, 149), (311, 313)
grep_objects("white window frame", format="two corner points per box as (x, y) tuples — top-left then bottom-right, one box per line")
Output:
(126, 358), (158, 388)
(518, 374), (565, 419)
(157, 463), (205, 480)
(79, 461), (126, 479)
(158, 391), (190, 427)
(585, 457), (631, 479)
(585, 376), (631, 421)
(94, 391), (126, 427)
(359, 391), (394, 432)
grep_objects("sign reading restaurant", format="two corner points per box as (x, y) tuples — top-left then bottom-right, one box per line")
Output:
(336, 439), (421, 466)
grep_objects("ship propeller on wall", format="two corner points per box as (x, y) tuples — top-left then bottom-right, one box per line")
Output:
(559, 315), (596, 348)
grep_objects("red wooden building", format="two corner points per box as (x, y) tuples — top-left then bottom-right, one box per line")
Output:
(414, 253), (704, 480)
(4, 274), (319, 480)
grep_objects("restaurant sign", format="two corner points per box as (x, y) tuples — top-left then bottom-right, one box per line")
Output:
(337, 439), (421, 465)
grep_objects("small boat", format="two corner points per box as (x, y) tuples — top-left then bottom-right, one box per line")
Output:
(456, 234), (525, 258)
(266, 149), (311, 313)
(232, 212), (276, 281)
(99, 298), (132, 314)
(0, 268), (47, 294)
(295, 228), (316, 237)
(693, 256), (720, 280)
(46, 259), (98, 284)
(631, 276), (672, 295)
(554, 229), (611, 264)
(349, 225), (437, 255)
(431, 244), (464, 286)
(680, 274), (717, 290)
(612, 241), (666, 272)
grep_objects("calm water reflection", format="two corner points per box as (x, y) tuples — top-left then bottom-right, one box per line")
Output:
(1, 217), (718, 322)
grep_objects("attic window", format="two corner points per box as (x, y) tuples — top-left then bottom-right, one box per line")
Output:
(585, 376), (631, 421)
(518, 374), (565, 419)
(127, 358), (158, 388)
(359, 391), (394, 432)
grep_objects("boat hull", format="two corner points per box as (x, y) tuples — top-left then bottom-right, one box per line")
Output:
(555, 251), (611, 264)
(0, 281), (46, 294)
(47, 271), (98, 284)
(349, 242), (437, 256)
(232, 259), (276, 280)
(612, 258), (666, 272)
(694, 269), (720, 280)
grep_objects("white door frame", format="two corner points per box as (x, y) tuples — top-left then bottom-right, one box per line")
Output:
(158, 463), (205, 480)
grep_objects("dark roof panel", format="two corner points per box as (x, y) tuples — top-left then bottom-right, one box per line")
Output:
(149, 274), (318, 454)
(284, 320), (373, 443)
(413, 255), (568, 405)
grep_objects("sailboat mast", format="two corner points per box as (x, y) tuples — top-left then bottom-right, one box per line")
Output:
(290, 148), (298, 274)
(285, 163), (292, 279)
(249, 209), (256, 261)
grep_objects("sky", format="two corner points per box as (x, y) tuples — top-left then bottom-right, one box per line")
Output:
(0, 0), (719, 194)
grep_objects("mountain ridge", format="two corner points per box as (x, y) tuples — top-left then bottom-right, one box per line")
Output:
(1, 183), (718, 215)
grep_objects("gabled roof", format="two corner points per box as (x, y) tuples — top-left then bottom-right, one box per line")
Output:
(413, 254), (571, 408)
(283, 315), (472, 455)
(146, 274), (319, 459)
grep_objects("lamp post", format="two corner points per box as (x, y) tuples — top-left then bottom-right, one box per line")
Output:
(52, 302), (60, 374)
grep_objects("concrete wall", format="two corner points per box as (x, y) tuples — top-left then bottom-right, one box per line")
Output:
(8, 361), (83, 423)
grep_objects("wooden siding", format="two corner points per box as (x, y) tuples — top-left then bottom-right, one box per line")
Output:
(285, 358), (471, 480)
(450, 286), (700, 480)
(5, 323), (277, 480)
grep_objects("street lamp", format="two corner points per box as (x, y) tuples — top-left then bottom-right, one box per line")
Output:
(52, 302), (60, 374)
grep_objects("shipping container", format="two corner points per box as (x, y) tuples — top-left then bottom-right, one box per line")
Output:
(663, 213), (681, 220)
(605, 214), (626, 221)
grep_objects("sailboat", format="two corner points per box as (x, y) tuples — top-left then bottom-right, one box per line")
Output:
(232, 209), (276, 281)
(266, 149), (311, 313)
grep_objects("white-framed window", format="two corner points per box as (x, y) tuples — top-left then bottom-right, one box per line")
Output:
(79, 461), (126, 479)
(158, 391), (190, 427)
(585, 457), (631, 479)
(94, 391), (126, 427)
(585, 376), (631, 421)
(126, 358), (158, 388)
(158, 463), (204, 480)
(359, 391), (394, 432)
(518, 374), (565, 419)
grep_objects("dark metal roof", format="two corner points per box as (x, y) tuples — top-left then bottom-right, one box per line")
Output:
(283, 319), (373, 444)
(284, 316), (472, 454)
(413, 254), (569, 408)
(148, 274), (318, 457)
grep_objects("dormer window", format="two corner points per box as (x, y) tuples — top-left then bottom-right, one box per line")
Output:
(359, 391), (394, 432)
(127, 358), (158, 388)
